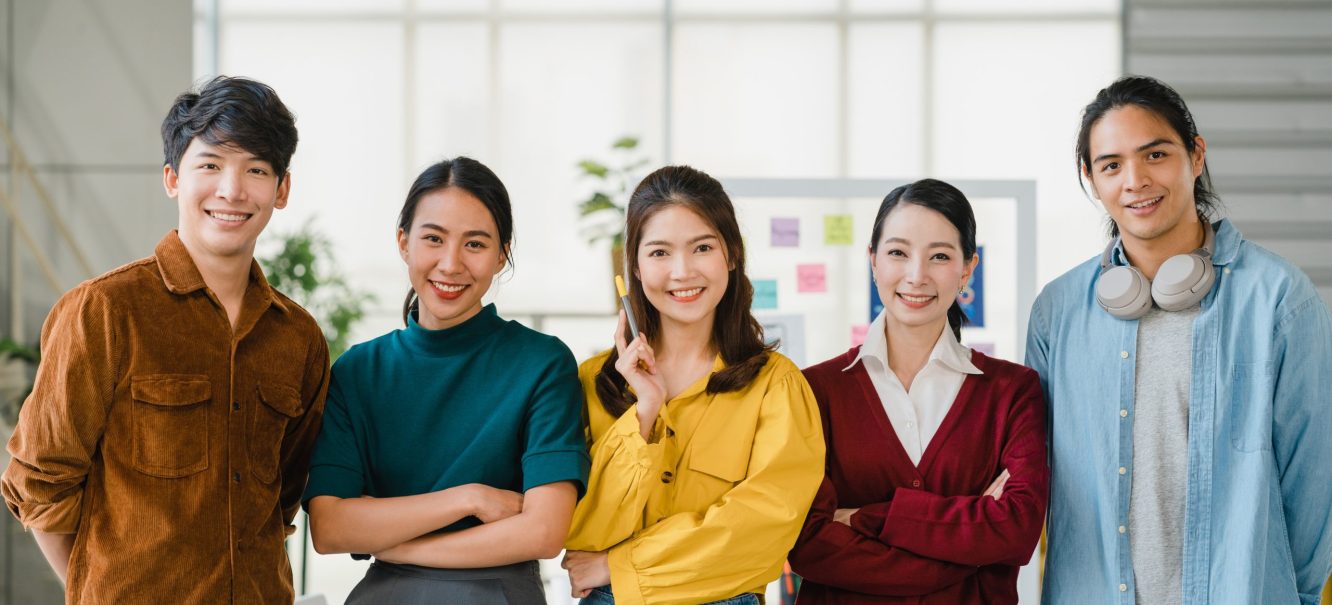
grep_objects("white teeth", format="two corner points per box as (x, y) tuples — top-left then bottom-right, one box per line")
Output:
(670, 288), (702, 298)
(431, 281), (466, 293)
(1129, 197), (1161, 209)
(208, 211), (249, 222)
(899, 294), (933, 303)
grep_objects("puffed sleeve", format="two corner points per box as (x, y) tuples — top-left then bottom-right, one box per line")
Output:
(605, 367), (825, 605)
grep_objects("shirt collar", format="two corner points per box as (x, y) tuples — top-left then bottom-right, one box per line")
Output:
(1109, 219), (1240, 268)
(154, 229), (289, 314)
(843, 310), (981, 375)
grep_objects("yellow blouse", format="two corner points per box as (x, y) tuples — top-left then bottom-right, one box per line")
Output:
(566, 350), (825, 605)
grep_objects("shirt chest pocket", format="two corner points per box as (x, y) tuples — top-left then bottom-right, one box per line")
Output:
(1229, 362), (1276, 453)
(131, 375), (211, 478)
(249, 383), (304, 484)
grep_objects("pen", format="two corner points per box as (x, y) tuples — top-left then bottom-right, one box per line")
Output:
(615, 275), (641, 341)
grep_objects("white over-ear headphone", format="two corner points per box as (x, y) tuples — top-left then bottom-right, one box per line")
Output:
(1096, 221), (1216, 320)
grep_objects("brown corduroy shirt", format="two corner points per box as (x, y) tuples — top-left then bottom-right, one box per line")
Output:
(2, 230), (330, 604)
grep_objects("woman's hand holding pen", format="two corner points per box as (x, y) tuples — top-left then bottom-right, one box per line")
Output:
(613, 310), (667, 441)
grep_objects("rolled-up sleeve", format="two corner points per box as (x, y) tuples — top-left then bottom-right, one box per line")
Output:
(2, 287), (118, 533)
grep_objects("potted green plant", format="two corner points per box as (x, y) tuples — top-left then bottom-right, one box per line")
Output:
(576, 136), (650, 299)
(0, 337), (39, 427)
(259, 220), (374, 360)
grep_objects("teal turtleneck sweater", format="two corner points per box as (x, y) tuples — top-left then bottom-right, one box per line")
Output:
(302, 304), (589, 534)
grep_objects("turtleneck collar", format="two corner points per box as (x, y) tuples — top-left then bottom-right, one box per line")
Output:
(400, 303), (504, 356)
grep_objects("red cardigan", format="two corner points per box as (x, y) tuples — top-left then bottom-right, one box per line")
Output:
(789, 346), (1049, 605)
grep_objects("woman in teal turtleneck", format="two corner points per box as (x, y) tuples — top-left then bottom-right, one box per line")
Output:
(302, 157), (589, 604)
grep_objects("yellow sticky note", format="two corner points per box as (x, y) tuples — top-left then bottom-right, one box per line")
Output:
(824, 215), (854, 245)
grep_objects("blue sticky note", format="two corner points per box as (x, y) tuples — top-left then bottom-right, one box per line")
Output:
(753, 279), (778, 310)
(958, 246), (985, 328)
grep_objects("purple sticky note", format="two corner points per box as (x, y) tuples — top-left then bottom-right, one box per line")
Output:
(771, 217), (799, 247)
(796, 263), (827, 293)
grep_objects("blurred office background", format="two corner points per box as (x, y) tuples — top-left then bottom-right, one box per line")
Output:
(1, 0), (1329, 603)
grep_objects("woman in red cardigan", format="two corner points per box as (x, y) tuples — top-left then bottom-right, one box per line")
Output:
(788, 178), (1049, 604)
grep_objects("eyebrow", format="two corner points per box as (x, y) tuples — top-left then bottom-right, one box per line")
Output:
(1091, 138), (1174, 165)
(643, 234), (719, 248)
(882, 236), (957, 250)
(419, 223), (494, 238)
(189, 148), (263, 163)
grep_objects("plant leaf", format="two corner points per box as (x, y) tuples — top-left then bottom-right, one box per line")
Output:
(612, 136), (639, 150)
(578, 160), (609, 178)
(578, 192), (621, 216)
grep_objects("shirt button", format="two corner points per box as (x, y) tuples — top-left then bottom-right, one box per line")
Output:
(911, 479), (922, 488)
(233, 472), (241, 483)
(660, 471), (673, 484)
(1120, 583), (1127, 592)
(1119, 467), (1127, 475)
(1120, 409), (1128, 418)
(1118, 525), (1126, 534)
(1224, 267), (1231, 274)
(1120, 351), (1129, 359)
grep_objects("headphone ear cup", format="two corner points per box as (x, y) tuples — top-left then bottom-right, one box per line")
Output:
(1097, 265), (1152, 320)
(1152, 253), (1216, 311)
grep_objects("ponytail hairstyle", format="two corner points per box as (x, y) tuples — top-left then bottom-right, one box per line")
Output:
(397, 157), (514, 325)
(1075, 75), (1221, 238)
(869, 178), (977, 341)
(595, 165), (776, 418)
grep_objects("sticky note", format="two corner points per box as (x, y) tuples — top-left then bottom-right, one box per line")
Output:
(851, 324), (869, 347)
(824, 214), (854, 245)
(771, 217), (799, 247)
(752, 279), (778, 310)
(796, 263), (826, 293)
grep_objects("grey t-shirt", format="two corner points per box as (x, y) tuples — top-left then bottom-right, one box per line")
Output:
(1129, 304), (1199, 604)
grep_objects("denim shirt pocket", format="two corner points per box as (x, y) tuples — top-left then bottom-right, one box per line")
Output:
(1229, 362), (1276, 453)
(130, 374), (211, 478)
(249, 383), (304, 484)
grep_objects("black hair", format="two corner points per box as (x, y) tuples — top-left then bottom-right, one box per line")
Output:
(161, 75), (298, 183)
(868, 178), (977, 341)
(398, 157), (515, 325)
(594, 165), (776, 418)
(1076, 75), (1221, 237)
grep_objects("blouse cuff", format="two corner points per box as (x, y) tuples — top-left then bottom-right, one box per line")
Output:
(608, 541), (648, 605)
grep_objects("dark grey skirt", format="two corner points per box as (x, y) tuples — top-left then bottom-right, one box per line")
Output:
(345, 560), (545, 605)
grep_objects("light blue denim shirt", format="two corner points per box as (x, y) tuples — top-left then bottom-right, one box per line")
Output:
(1027, 219), (1332, 605)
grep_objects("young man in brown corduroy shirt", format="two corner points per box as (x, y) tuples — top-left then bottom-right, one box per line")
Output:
(1, 76), (330, 604)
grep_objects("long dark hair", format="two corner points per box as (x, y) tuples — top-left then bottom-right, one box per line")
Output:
(1076, 75), (1221, 237)
(869, 178), (977, 341)
(595, 165), (776, 418)
(397, 157), (514, 325)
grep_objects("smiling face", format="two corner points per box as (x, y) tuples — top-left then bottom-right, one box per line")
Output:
(164, 138), (290, 264)
(870, 203), (977, 335)
(397, 187), (507, 331)
(1085, 104), (1206, 249)
(634, 204), (731, 335)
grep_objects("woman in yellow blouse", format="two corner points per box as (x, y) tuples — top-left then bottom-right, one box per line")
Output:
(562, 165), (825, 605)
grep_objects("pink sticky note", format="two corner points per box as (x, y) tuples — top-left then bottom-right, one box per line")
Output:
(851, 324), (869, 347)
(771, 217), (799, 247)
(796, 263), (826, 293)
